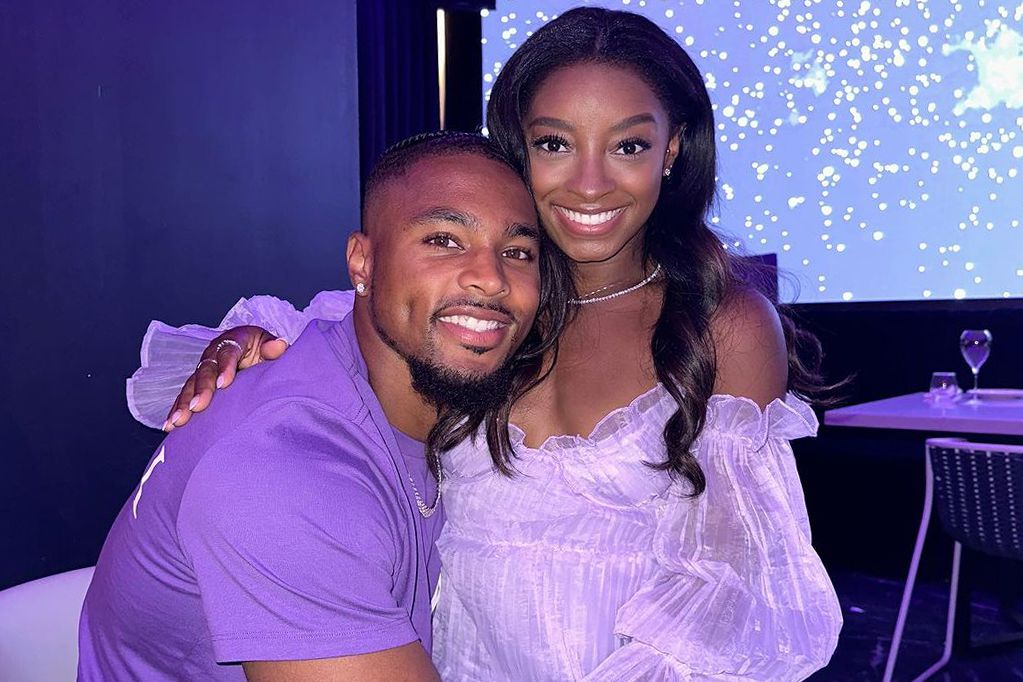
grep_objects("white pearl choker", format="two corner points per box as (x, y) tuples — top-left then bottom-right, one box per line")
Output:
(570, 264), (663, 305)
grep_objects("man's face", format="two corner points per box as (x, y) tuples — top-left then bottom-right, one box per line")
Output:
(356, 153), (541, 387)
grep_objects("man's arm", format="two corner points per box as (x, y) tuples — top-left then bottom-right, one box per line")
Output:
(177, 401), (434, 674)
(243, 641), (440, 682)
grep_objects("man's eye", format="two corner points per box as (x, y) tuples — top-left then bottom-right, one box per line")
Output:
(504, 247), (534, 261)
(425, 234), (459, 249)
(532, 136), (569, 154)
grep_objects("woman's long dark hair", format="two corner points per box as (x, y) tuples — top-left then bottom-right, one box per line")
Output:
(486, 7), (831, 495)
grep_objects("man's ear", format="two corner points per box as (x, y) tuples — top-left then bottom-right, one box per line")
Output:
(347, 231), (372, 295)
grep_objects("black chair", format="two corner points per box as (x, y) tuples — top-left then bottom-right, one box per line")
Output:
(884, 437), (1023, 681)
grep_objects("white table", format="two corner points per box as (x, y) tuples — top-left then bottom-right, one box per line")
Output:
(824, 392), (1023, 681)
(824, 392), (1023, 437)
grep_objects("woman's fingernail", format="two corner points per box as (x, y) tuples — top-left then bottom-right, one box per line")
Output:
(162, 420), (172, 432)
(170, 410), (183, 424)
(216, 374), (225, 389)
(188, 397), (200, 411)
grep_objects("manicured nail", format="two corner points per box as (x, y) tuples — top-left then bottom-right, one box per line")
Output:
(188, 397), (200, 411)
(162, 420), (172, 432)
(170, 410), (183, 425)
(216, 374), (225, 389)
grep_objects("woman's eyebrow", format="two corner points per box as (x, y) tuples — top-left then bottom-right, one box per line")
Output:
(610, 113), (657, 132)
(526, 116), (573, 131)
(525, 113), (658, 133)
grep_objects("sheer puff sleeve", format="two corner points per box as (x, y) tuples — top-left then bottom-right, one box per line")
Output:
(126, 290), (354, 429)
(583, 394), (842, 682)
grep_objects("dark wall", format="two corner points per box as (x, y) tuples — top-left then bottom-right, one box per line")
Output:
(357, 0), (440, 183)
(0, 0), (360, 589)
(793, 300), (1023, 581)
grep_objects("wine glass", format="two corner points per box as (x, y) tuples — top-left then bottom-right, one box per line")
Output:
(959, 329), (992, 398)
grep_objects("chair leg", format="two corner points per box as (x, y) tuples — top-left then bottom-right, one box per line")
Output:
(883, 455), (936, 682)
(909, 541), (961, 682)
(951, 547), (972, 655)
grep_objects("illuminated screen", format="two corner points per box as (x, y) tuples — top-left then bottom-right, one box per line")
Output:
(482, 1), (1023, 303)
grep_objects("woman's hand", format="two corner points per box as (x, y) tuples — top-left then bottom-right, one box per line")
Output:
(163, 326), (288, 431)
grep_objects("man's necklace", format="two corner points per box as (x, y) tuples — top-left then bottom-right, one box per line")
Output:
(409, 468), (441, 517)
(570, 263), (663, 305)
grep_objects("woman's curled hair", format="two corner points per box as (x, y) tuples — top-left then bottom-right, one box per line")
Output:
(486, 7), (834, 496)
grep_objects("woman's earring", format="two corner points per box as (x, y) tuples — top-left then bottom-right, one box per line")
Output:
(355, 282), (367, 295)
(663, 167), (672, 178)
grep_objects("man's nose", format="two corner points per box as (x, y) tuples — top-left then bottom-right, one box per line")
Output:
(457, 250), (509, 297)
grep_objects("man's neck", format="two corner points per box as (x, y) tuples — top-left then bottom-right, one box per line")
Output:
(352, 303), (436, 442)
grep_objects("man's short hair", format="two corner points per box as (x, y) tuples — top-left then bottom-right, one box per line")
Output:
(361, 131), (526, 228)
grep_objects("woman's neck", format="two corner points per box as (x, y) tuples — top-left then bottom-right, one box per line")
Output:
(571, 243), (650, 297)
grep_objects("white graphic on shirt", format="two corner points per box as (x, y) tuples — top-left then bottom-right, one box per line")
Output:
(132, 445), (165, 519)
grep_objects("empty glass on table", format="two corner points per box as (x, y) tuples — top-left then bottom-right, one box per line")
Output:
(928, 371), (960, 402)
(959, 329), (992, 400)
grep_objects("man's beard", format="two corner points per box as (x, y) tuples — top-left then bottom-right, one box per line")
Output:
(404, 353), (517, 414)
(372, 303), (519, 414)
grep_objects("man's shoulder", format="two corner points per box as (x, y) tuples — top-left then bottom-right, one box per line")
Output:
(176, 397), (408, 565)
(166, 316), (407, 535)
(237, 317), (368, 418)
(190, 395), (393, 490)
(169, 318), (381, 457)
(137, 393), (386, 526)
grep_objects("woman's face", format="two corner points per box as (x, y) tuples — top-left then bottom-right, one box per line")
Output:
(523, 62), (679, 265)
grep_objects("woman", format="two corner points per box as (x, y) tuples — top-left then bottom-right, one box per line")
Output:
(131, 8), (841, 680)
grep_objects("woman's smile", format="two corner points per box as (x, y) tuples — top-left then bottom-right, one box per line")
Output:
(553, 205), (627, 236)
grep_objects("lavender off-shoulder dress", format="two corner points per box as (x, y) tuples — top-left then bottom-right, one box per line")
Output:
(128, 290), (842, 681)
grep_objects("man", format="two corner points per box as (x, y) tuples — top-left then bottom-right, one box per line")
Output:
(78, 132), (564, 681)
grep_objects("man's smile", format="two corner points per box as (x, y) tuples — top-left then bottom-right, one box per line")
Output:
(434, 305), (514, 351)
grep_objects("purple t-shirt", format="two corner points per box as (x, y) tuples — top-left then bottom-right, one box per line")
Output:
(78, 315), (443, 680)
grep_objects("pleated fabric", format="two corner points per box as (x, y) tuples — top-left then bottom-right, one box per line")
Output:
(433, 389), (841, 681)
(126, 290), (355, 428)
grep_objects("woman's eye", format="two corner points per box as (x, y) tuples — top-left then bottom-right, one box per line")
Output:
(532, 136), (569, 154)
(615, 138), (652, 155)
(425, 234), (459, 249)
(504, 247), (534, 262)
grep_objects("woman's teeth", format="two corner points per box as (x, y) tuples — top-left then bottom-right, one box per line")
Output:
(557, 207), (625, 226)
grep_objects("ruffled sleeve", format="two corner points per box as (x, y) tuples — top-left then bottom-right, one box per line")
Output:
(583, 394), (841, 682)
(126, 290), (354, 429)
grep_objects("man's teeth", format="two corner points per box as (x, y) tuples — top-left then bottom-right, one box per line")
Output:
(439, 315), (503, 332)
(558, 207), (624, 226)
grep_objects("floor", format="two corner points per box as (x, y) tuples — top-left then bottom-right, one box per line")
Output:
(811, 571), (1023, 681)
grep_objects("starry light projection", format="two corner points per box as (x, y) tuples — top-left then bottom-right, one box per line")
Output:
(482, 0), (1023, 303)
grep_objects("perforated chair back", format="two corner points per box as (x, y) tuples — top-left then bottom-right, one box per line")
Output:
(928, 438), (1023, 561)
